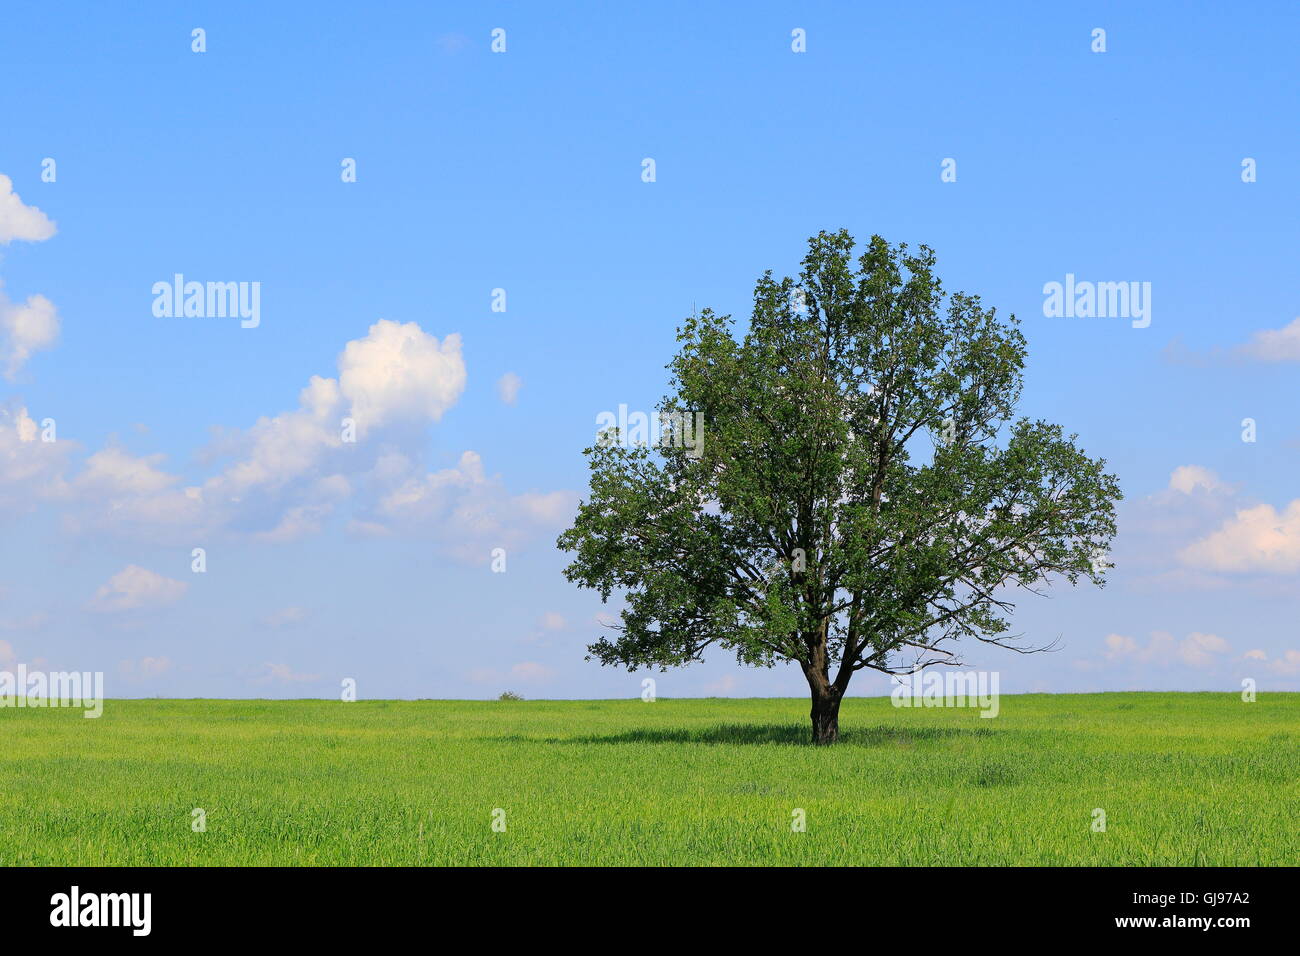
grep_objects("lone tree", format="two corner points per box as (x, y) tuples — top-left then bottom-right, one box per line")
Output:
(559, 231), (1121, 744)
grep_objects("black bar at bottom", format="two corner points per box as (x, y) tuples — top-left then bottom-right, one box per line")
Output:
(0, 865), (1285, 941)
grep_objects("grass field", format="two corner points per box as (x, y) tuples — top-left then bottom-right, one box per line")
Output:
(2, 693), (1296, 866)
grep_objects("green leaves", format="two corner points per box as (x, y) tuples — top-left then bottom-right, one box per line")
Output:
(559, 231), (1122, 692)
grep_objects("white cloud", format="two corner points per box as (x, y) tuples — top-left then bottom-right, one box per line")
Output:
(1267, 650), (1300, 676)
(0, 320), (569, 560)
(1102, 630), (1230, 669)
(181, 320), (466, 539)
(0, 639), (44, 670)
(257, 662), (321, 684)
(1124, 466), (1235, 544)
(1233, 317), (1300, 363)
(1165, 317), (1300, 365)
(74, 445), (177, 497)
(371, 450), (575, 561)
(205, 375), (344, 501)
(89, 565), (188, 613)
(52, 442), (199, 540)
(46, 321), (466, 543)
(1178, 500), (1300, 574)
(250, 483), (350, 543)
(539, 611), (566, 631)
(0, 175), (58, 378)
(1103, 633), (1139, 659)
(0, 286), (59, 380)
(1236, 648), (1300, 676)
(338, 320), (465, 433)
(0, 401), (71, 513)
(0, 175), (56, 244)
(1178, 631), (1230, 668)
(497, 372), (522, 405)
(119, 656), (173, 678)
(1167, 465), (1228, 496)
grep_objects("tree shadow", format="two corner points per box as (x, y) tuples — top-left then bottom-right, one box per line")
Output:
(537, 723), (1000, 747)
(567, 724), (808, 746)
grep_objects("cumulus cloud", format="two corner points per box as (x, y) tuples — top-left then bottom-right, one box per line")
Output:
(1167, 465), (1229, 496)
(0, 639), (44, 669)
(1128, 467), (1234, 537)
(1103, 633), (1139, 659)
(89, 565), (188, 613)
(1118, 466), (1241, 590)
(1267, 650), (1300, 676)
(1178, 500), (1300, 574)
(1236, 648), (1300, 676)
(369, 450), (576, 561)
(1232, 317), (1300, 363)
(183, 320), (466, 538)
(51, 441), (199, 540)
(1177, 631), (1232, 668)
(497, 372), (522, 405)
(1163, 317), (1300, 365)
(256, 662), (322, 684)
(119, 656), (173, 678)
(0, 401), (71, 514)
(73, 445), (177, 497)
(1123, 466), (1300, 589)
(0, 175), (56, 244)
(1103, 630), (1230, 669)
(338, 320), (465, 433)
(43, 321), (467, 542)
(0, 319), (570, 560)
(0, 176), (59, 377)
(0, 286), (59, 380)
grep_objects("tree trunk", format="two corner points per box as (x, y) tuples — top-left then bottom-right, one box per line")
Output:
(809, 684), (842, 745)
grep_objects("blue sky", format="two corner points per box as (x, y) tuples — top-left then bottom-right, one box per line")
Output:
(1, 1), (1298, 699)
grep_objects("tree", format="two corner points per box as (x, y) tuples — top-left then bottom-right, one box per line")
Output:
(558, 230), (1122, 744)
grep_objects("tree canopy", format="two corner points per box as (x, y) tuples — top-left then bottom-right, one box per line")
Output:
(559, 230), (1122, 743)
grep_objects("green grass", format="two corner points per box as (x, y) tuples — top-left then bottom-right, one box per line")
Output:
(2, 693), (1296, 865)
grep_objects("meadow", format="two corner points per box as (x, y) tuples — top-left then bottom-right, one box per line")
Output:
(2, 693), (1296, 866)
